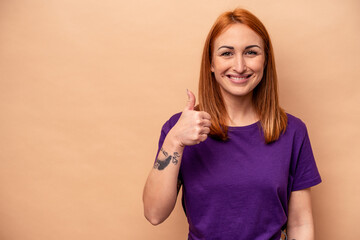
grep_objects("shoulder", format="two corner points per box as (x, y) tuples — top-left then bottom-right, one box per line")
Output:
(167, 112), (182, 126)
(286, 113), (306, 129)
(160, 112), (182, 133)
(284, 113), (309, 138)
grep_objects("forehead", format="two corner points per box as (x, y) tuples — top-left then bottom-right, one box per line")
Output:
(213, 23), (263, 48)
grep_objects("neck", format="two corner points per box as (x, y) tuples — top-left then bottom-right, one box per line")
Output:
(222, 91), (259, 127)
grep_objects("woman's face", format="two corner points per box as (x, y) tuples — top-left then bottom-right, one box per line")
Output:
(211, 23), (265, 100)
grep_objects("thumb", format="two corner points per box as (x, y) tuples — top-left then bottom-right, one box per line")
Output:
(185, 89), (196, 110)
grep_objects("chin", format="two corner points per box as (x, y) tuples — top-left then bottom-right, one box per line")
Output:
(223, 89), (253, 98)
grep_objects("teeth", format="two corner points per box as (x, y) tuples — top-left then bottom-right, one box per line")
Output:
(228, 75), (249, 80)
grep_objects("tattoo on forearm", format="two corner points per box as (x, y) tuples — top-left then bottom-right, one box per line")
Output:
(154, 148), (180, 170)
(172, 152), (180, 164)
(153, 155), (172, 170)
(160, 147), (168, 157)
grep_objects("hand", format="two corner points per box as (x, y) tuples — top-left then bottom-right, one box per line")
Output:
(168, 90), (211, 147)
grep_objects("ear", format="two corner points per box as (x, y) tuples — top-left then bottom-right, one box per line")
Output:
(211, 63), (214, 72)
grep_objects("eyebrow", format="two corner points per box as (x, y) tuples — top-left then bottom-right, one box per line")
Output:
(217, 45), (261, 50)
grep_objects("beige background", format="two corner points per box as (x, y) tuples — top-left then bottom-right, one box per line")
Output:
(0, 0), (359, 239)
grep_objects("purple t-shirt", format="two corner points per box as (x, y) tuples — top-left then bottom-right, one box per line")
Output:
(156, 113), (322, 240)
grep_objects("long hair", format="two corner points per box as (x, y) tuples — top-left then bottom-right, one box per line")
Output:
(198, 8), (287, 143)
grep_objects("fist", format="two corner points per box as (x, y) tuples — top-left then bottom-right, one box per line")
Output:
(169, 90), (211, 147)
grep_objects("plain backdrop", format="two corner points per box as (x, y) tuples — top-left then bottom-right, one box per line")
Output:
(0, 0), (359, 239)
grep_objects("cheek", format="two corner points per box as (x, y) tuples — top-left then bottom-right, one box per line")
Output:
(212, 60), (229, 75)
(247, 58), (265, 73)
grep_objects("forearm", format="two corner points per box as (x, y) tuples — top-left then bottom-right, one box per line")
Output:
(287, 188), (315, 240)
(143, 132), (184, 225)
(143, 91), (211, 225)
(287, 223), (314, 240)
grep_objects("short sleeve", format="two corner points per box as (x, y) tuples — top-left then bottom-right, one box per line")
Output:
(291, 125), (322, 191)
(154, 113), (182, 162)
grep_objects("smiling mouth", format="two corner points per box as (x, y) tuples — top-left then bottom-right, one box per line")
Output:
(227, 74), (253, 82)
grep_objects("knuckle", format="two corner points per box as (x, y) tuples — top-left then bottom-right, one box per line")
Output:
(204, 121), (210, 127)
(191, 132), (199, 141)
(195, 126), (201, 133)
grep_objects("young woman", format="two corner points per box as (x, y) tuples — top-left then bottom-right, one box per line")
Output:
(143, 8), (321, 240)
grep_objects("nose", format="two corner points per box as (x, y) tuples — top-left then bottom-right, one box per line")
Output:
(232, 54), (247, 73)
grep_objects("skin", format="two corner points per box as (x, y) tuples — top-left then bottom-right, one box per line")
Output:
(143, 90), (211, 225)
(287, 188), (315, 239)
(211, 25), (316, 237)
(211, 23), (265, 126)
(143, 23), (316, 239)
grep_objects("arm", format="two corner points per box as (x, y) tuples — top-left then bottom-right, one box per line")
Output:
(287, 188), (315, 240)
(143, 133), (185, 225)
(143, 90), (211, 225)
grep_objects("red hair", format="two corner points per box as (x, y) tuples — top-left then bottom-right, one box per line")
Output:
(198, 8), (287, 143)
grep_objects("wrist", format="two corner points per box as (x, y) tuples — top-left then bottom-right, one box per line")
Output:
(165, 130), (185, 151)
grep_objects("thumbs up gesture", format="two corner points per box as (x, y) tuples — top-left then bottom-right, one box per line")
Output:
(185, 89), (196, 111)
(167, 90), (212, 147)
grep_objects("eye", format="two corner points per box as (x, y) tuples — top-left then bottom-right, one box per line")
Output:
(220, 51), (233, 57)
(245, 50), (258, 56)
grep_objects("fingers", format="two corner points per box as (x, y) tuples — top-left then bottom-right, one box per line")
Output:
(179, 89), (212, 145)
(184, 89), (211, 121)
(185, 89), (196, 111)
(199, 111), (211, 120)
(200, 119), (211, 128)
(198, 133), (209, 143)
(200, 127), (210, 135)
(195, 125), (210, 141)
